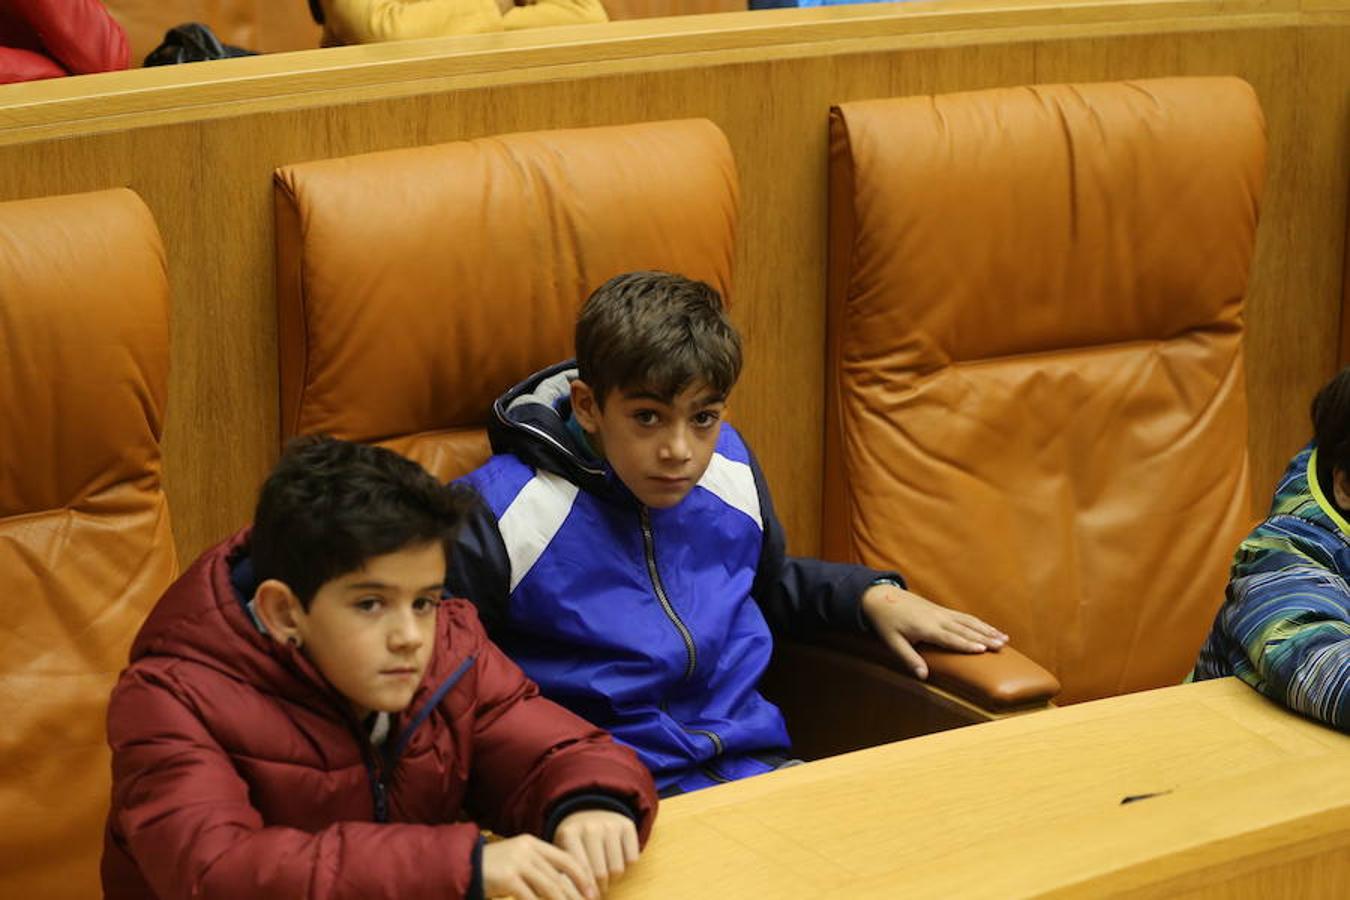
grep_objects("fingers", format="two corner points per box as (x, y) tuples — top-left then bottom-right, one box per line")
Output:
(485, 835), (599, 900)
(934, 621), (995, 653)
(499, 875), (541, 900)
(603, 830), (628, 884)
(880, 629), (928, 679)
(554, 812), (642, 896)
(957, 612), (1009, 644)
(522, 859), (582, 900)
(944, 618), (1008, 651)
(621, 822), (640, 865)
(583, 831), (610, 892)
(555, 832), (592, 897)
(539, 840), (597, 899)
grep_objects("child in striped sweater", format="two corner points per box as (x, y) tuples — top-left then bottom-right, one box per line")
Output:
(1191, 367), (1350, 731)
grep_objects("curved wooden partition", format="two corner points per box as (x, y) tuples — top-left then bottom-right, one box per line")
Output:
(0, 0), (1344, 568)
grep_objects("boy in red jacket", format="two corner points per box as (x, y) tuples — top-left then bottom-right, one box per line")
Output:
(102, 436), (656, 900)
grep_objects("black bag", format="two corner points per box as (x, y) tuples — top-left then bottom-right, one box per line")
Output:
(143, 23), (258, 67)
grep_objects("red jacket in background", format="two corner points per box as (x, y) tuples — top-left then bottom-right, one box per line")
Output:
(102, 530), (658, 899)
(0, 0), (128, 84)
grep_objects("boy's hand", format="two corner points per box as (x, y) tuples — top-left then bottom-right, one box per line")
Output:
(861, 583), (1008, 680)
(553, 809), (640, 895)
(483, 833), (597, 900)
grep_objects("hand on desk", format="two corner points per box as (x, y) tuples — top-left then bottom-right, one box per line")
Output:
(861, 583), (1008, 680)
(483, 831), (595, 900)
(554, 809), (640, 895)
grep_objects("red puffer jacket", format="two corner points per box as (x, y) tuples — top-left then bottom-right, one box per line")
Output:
(0, 0), (129, 84)
(102, 530), (657, 899)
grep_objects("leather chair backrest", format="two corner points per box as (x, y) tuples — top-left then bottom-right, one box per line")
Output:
(824, 77), (1266, 704)
(0, 189), (175, 899)
(274, 118), (738, 480)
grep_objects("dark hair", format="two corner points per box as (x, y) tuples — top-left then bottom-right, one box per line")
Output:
(308, 0), (325, 25)
(575, 271), (742, 407)
(250, 436), (473, 607)
(1313, 366), (1350, 503)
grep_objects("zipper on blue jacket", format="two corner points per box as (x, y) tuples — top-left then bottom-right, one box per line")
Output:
(689, 728), (725, 756)
(639, 507), (698, 681)
(641, 513), (729, 765)
(659, 699), (728, 760)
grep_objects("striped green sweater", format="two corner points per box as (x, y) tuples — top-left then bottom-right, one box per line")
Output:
(1191, 444), (1350, 731)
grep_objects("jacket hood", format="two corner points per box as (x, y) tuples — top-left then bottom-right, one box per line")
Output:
(1278, 443), (1350, 539)
(488, 360), (619, 498)
(128, 529), (355, 719)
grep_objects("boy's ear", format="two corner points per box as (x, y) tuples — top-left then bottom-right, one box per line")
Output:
(570, 378), (601, 434)
(1334, 468), (1350, 511)
(253, 579), (306, 647)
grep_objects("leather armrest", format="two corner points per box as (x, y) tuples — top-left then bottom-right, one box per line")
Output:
(819, 632), (1061, 710)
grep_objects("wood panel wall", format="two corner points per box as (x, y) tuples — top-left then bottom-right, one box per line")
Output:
(0, 0), (1346, 565)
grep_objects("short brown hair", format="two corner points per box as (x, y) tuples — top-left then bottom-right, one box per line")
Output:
(575, 271), (742, 407)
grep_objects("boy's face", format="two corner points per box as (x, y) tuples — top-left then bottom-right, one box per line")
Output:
(572, 378), (726, 509)
(1335, 467), (1350, 511)
(295, 541), (445, 720)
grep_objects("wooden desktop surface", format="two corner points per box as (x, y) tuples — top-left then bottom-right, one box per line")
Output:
(614, 678), (1350, 898)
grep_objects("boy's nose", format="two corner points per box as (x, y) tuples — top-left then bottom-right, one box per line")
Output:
(661, 428), (693, 462)
(388, 613), (424, 651)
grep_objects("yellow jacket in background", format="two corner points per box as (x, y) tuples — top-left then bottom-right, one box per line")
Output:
(319, 0), (608, 46)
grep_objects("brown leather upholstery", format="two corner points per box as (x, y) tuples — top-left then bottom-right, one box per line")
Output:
(274, 118), (738, 479)
(824, 77), (1265, 705)
(824, 634), (1058, 709)
(0, 190), (175, 899)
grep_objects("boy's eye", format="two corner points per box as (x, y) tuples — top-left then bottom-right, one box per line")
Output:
(354, 596), (383, 613)
(634, 410), (660, 426)
(693, 410), (722, 428)
(413, 596), (440, 614)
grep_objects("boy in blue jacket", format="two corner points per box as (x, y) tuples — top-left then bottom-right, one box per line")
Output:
(448, 271), (1007, 794)
(1191, 367), (1350, 731)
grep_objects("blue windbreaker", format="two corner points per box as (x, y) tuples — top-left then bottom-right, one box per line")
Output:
(448, 362), (893, 793)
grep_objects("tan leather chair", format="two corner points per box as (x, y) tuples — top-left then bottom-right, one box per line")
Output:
(274, 118), (1032, 760)
(0, 190), (175, 900)
(823, 77), (1265, 707)
(274, 119), (739, 479)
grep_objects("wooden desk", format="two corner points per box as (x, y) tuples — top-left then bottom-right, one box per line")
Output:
(616, 678), (1349, 898)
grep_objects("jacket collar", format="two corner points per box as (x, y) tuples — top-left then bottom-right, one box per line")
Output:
(488, 360), (635, 503)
